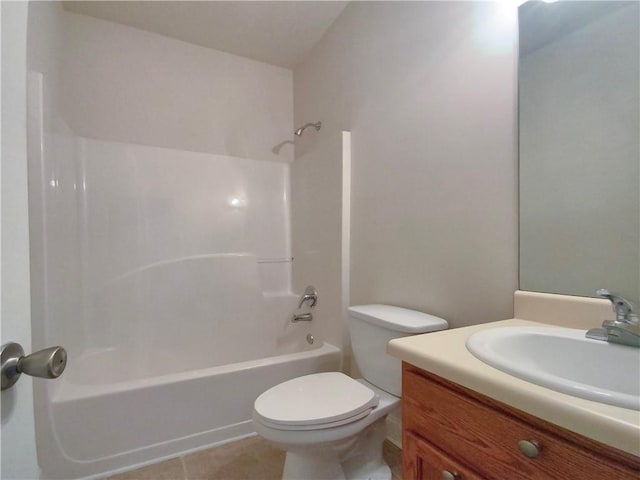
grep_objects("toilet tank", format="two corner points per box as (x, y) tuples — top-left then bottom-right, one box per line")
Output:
(347, 305), (448, 396)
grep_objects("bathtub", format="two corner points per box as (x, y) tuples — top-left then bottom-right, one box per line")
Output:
(33, 254), (341, 478)
(37, 339), (341, 479)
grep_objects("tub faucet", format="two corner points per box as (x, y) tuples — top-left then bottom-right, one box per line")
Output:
(586, 289), (639, 347)
(292, 313), (313, 323)
(298, 286), (318, 308)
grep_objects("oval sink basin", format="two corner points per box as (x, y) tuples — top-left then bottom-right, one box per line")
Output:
(466, 327), (640, 411)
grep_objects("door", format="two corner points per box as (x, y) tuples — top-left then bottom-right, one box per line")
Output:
(1, 1), (41, 478)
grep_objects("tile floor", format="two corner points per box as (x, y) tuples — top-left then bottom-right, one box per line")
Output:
(106, 436), (402, 480)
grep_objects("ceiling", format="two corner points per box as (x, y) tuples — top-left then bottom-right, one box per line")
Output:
(62, 1), (349, 69)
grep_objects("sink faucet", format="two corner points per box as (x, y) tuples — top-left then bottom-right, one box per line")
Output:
(586, 289), (640, 347)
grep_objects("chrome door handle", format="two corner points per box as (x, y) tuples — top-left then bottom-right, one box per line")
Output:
(1, 342), (67, 390)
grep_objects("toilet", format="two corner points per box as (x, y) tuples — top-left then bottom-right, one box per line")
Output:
(252, 304), (448, 480)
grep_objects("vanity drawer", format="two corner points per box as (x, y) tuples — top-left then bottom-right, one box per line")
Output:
(404, 431), (483, 480)
(403, 366), (639, 480)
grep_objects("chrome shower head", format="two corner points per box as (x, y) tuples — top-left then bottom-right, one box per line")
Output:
(294, 121), (321, 137)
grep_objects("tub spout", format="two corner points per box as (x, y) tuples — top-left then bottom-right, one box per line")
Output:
(292, 313), (313, 323)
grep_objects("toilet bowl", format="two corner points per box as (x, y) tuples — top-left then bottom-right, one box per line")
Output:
(253, 304), (448, 480)
(254, 374), (399, 480)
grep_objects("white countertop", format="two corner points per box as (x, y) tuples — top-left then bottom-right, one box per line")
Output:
(388, 318), (640, 457)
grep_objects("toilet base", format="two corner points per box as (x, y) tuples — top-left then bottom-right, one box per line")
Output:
(281, 417), (391, 480)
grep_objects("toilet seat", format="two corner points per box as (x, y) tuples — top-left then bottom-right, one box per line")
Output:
(254, 372), (379, 430)
(257, 407), (375, 431)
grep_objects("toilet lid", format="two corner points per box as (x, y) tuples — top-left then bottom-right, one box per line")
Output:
(254, 372), (379, 427)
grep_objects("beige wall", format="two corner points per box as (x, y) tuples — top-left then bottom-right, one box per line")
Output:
(27, 1), (67, 134)
(60, 11), (294, 162)
(292, 2), (518, 342)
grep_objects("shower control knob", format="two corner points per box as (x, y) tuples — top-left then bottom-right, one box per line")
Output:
(1, 342), (67, 390)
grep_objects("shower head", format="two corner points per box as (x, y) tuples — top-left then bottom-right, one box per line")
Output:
(294, 121), (322, 136)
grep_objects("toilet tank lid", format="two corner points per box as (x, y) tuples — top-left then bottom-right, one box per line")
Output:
(348, 304), (448, 333)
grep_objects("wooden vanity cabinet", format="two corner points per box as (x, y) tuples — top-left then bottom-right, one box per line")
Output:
(402, 363), (640, 480)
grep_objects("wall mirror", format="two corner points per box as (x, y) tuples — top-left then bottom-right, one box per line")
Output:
(518, 1), (639, 302)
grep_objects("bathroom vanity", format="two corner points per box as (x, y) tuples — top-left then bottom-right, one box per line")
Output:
(402, 364), (639, 479)
(388, 308), (640, 480)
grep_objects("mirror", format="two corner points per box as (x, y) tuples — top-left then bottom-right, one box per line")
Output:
(518, 1), (639, 302)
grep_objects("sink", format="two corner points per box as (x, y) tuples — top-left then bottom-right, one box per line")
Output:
(466, 327), (640, 411)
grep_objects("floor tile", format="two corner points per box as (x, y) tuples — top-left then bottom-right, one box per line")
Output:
(108, 435), (402, 480)
(183, 436), (285, 480)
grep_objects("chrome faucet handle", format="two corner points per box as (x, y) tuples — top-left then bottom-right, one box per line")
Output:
(596, 289), (637, 323)
(298, 286), (318, 309)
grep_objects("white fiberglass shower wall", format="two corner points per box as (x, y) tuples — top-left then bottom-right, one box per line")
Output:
(27, 5), (341, 478)
(63, 138), (295, 372)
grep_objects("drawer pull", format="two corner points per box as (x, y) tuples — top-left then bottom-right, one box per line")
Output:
(441, 471), (460, 480)
(518, 439), (541, 458)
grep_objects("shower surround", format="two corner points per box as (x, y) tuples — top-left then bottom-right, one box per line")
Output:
(30, 133), (340, 478)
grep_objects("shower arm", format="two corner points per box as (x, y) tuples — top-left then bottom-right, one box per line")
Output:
(294, 122), (321, 137)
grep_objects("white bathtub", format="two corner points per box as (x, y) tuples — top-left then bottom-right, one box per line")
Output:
(37, 340), (341, 479)
(35, 256), (342, 478)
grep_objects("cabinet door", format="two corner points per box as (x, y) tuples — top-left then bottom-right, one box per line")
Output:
(404, 432), (484, 480)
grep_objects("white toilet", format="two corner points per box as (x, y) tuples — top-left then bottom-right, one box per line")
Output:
(252, 304), (448, 480)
